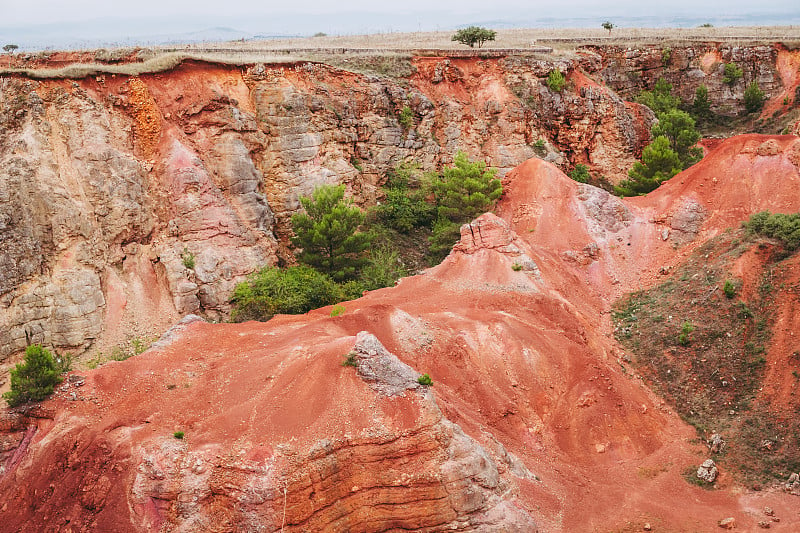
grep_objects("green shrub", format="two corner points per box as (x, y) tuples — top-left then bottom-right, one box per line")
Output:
(341, 352), (358, 367)
(678, 321), (694, 346)
(360, 245), (407, 290)
(173, 431), (185, 439)
(744, 211), (800, 250)
(417, 373), (433, 386)
(723, 279), (737, 299)
(723, 63), (743, 85)
(428, 152), (502, 260)
(3, 345), (63, 407)
(744, 81), (765, 114)
(616, 136), (681, 196)
(398, 105), (414, 130)
(330, 304), (346, 317)
(511, 263), (523, 272)
(373, 163), (435, 232)
(692, 85), (712, 123)
(568, 164), (590, 183)
(661, 48), (672, 66)
(428, 218), (462, 262)
(546, 69), (566, 92)
(230, 266), (344, 322)
(650, 110), (702, 169)
(291, 184), (372, 282)
(181, 247), (195, 270)
(635, 79), (680, 117)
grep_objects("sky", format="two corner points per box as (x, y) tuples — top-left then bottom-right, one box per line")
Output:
(3, 0), (798, 26)
(1, 0), (798, 48)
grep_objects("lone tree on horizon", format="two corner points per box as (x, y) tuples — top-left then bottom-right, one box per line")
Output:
(602, 21), (614, 35)
(451, 26), (497, 48)
(3, 44), (18, 53)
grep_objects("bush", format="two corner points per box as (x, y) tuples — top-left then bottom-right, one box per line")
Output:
(692, 85), (712, 123)
(451, 26), (497, 48)
(433, 151), (502, 223)
(744, 211), (800, 250)
(546, 69), (566, 92)
(602, 21), (614, 34)
(616, 136), (681, 196)
(291, 184), (372, 282)
(230, 266), (344, 322)
(360, 245), (407, 291)
(428, 218), (463, 262)
(181, 247), (195, 270)
(3, 345), (63, 407)
(651, 109), (702, 169)
(678, 321), (694, 346)
(373, 163), (435, 232)
(568, 164), (590, 183)
(398, 105), (414, 130)
(635, 79), (680, 117)
(744, 81), (765, 114)
(330, 304), (346, 317)
(428, 152), (502, 259)
(417, 373), (433, 386)
(723, 63), (743, 85)
(723, 279), (737, 299)
(173, 431), (185, 439)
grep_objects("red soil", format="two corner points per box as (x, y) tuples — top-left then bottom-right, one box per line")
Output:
(2, 135), (800, 531)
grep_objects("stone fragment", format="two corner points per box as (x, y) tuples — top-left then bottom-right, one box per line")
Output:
(718, 517), (736, 529)
(708, 433), (726, 453)
(697, 459), (718, 483)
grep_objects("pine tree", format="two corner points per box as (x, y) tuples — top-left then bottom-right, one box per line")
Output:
(615, 136), (681, 196)
(692, 85), (711, 123)
(635, 78), (681, 117)
(428, 152), (502, 260)
(651, 109), (703, 169)
(4, 345), (62, 407)
(291, 184), (372, 282)
(433, 151), (502, 222)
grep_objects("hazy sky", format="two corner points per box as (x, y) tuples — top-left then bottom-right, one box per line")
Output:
(3, 0), (797, 26)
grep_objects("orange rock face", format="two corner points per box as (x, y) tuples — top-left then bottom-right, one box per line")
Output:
(2, 135), (800, 531)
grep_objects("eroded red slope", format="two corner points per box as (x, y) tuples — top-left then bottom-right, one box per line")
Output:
(1, 135), (800, 531)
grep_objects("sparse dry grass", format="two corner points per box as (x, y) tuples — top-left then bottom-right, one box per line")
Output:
(3, 26), (799, 80)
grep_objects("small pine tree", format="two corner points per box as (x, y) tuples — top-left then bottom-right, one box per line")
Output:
(291, 184), (372, 282)
(3, 345), (63, 407)
(651, 109), (702, 169)
(615, 136), (681, 196)
(602, 21), (614, 34)
(743, 81), (765, 114)
(433, 151), (502, 222)
(692, 85), (711, 123)
(547, 69), (566, 92)
(635, 78), (680, 117)
(722, 63), (743, 85)
(428, 152), (502, 260)
(569, 164), (590, 183)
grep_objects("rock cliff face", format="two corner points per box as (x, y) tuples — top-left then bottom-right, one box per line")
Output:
(585, 43), (799, 118)
(0, 44), (796, 364)
(1, 136), (799, 531)
(0, 54), (656, 362)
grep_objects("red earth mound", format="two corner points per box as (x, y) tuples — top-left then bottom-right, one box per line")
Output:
(1, 135), (800, 531)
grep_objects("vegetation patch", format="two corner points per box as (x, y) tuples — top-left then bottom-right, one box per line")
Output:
(613, 228), (800, 484)
(4, 345), (65, 407)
